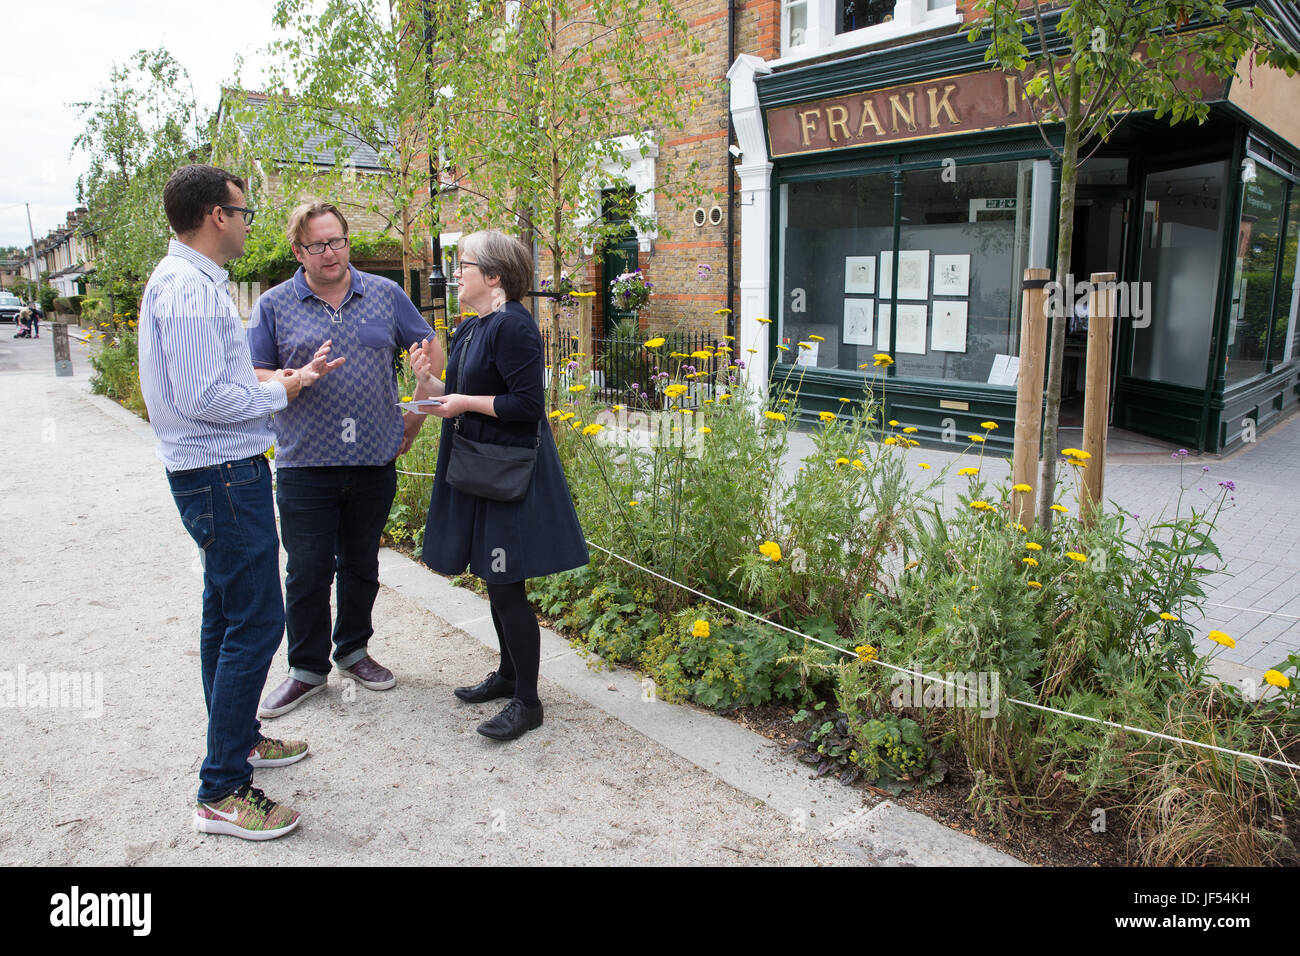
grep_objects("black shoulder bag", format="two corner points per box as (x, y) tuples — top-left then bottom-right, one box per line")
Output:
(443, 320), (542, 502)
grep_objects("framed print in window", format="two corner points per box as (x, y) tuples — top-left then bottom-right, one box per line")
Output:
(843, 298), (874, 346)
(844, 256), (876, 295)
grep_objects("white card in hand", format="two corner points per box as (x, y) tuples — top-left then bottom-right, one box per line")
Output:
(397, 399), (444, 413)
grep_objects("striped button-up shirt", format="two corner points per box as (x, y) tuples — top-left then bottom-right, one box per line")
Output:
(139, 239), (288, 472)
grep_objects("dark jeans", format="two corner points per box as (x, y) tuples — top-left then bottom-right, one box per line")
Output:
(275, 463), (397, 684)
(167, 455), (285, 804)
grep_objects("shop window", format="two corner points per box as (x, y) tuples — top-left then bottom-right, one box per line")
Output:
(1225, 167), (1286, 386)
(776, 158), (1037, 384)
(1271, 185), (1298, 366)
(1130, 161), (1228, 389)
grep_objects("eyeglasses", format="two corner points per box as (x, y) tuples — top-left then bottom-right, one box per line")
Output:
(219, 205), (256, 226)
(300, 237), (350, 255)
(458, 260), (479, 271)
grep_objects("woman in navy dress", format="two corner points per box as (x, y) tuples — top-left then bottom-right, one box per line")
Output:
(412, 230), (588, 740)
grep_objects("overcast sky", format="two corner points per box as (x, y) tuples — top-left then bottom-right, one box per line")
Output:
(0, 0), (284, 248)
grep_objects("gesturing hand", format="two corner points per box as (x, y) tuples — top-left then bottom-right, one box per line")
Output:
(408, 338), (445, 386)
(299, 339), (346, 386)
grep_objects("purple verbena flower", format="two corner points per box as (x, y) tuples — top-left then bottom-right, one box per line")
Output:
(1178, 448), (1189, 456)
(1219, 480), (1236, 491)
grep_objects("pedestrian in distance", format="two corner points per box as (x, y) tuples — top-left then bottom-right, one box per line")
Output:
(410, 229), (588, 741)
(138, 164), (335, 841)
(250, 199), (444, 719)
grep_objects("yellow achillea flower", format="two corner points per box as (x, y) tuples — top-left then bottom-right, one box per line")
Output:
(713, 308), (732, 315)
(835, 457), (850, 466)
(903, 426), (918, 434)
(747, 348), (758, 354)
(969, 435), (986, 443)
(918, 463), (931, 470)
(764, 410), (786, 422)
(1061, 447), (1091, 459)
(1208, 630), (1234, 648)
(819, 411), (836, 422)
(755, 317), (771, 324)
(780, 398), (790, 404)
(664, 384), (688, 398)
(548, 410), (563, 418)
(798, 342), (812, 350)
(888, 419), (899, 427)
(759, 541), (782, 561)
(980, 421), (998, 430)
(692, 619), (711, 637)
(810, 334), (825, 342)
(1065, 552), (1088, 562)
(1264, 669), (1290, 688)
(643, 337), (666, 348)
(872, 353), (893, 367)
(582, 423), (604, 435)
(776, 344), (790, 352)
(855, 645), (878, 662)
(838, 397), (850, 404)
(699, 426), (712, 434)
(724, 335), (736, 341)
(691, 350), (712, 360)
(401, 395), (413, 403)
(628, 501), (639, 506)
(1025, 542), (1042, 551)
(883, 437), (898, 446)
(851, 459), (866, 470)
(558, 412), (575, 421)
(702, 399), (714, 405)
(1022, 557), (1039, 567)
(1013, 483), (1032, 493)
(678, 408), (694, 415)
(1159, 612), (1179, 622)
(611, 404), (624, 411)
(969, 501), (995, 511)
(717, 393), (732, 401)
(1050, 504), (1069, 514)
(958, 467), (979, 477)
(1027, 581), (1042, 589)
(568, 384), (586, 392)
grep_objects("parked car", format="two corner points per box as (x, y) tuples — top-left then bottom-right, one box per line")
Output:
(0, 291), (23, 323)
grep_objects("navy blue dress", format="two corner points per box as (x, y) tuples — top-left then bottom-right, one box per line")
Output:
(421, 300), (589, 583)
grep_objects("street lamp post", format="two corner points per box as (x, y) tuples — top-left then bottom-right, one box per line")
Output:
(423, 0), (447, 339)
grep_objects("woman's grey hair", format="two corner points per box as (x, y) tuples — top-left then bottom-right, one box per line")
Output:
(459, 230), (533, 302)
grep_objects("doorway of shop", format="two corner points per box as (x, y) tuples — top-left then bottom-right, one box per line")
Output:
(1060, 183), (1133, 429)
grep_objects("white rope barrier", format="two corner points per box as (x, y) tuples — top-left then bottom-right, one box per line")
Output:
(584, 540), (1300, 773)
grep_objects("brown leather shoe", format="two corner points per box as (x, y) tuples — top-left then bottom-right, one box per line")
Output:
(337, 655), (396, 691)
(258, 678), (326, 719)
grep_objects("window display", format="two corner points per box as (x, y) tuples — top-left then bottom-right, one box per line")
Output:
(778, 158), (1035, 383)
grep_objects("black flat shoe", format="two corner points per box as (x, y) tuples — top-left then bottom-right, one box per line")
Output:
(454, 670), (516, 703)
(477, 698), (543, 741)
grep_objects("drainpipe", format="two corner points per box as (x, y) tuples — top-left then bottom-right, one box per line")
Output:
(725, 0), (737, 340)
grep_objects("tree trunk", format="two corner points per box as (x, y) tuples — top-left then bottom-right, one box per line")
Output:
(1038, 68), (1082, 532)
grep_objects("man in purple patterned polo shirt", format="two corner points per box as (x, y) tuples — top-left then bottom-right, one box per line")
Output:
(249, 199), (444, 718)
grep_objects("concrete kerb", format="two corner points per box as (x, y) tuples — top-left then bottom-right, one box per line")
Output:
(379, 550), (1020, 865)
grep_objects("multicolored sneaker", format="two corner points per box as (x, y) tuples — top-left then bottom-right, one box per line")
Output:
(194, 784), (301, 840)
(248, 736), (309, 768)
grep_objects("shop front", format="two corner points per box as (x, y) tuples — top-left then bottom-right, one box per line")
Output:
(727, 2), (1300, 455)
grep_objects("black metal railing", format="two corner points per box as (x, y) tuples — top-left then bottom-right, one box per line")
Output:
(540, 327), (728, 408)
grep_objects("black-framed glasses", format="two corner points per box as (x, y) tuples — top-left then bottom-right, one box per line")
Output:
(300, 236), (350, 255)
(219, 205), (256, 226)
(458, 260), (479, 270)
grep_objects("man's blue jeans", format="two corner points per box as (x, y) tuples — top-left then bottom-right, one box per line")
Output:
(275, 464), (397, 684)
(168, 455), (285, 804)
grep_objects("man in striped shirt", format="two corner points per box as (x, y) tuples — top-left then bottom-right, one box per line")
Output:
(139, 164), (334, 840)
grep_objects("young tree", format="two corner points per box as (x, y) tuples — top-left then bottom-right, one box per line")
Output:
(72, 48), (205, 302)
(431, 0), (706, 404)
(966, 0), (1298, 528)
(228, 0), (439, 299)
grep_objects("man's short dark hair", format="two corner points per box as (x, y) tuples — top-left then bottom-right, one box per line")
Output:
(163, 164), (247, 236)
